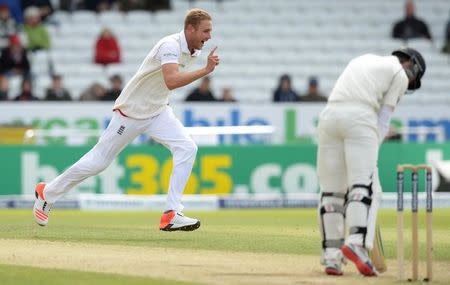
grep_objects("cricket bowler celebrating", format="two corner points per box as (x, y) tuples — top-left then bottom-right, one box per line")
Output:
(317, 47), (425, 276)
(33, 8), (219, 231)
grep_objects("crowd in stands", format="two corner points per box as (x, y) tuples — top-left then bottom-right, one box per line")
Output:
(0, 0), (449, 103)
(184, 76), (237, 102)
(271, 74), (327, 103)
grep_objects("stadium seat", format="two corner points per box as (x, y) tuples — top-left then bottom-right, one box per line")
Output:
(70, 10), (98, 24)
(98, 11), (125, 26)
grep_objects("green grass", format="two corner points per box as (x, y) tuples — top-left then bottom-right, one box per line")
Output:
(0, 208), (449, 284)
(0, 208), (449, 260)
(0, 264), (197, 285)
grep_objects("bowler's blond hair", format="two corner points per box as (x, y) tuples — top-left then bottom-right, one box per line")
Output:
(184, 8), (211, 29)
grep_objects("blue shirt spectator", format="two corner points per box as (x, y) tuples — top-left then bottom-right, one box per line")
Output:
(273, 74), (299, 102)
(0, 0), (22, 23)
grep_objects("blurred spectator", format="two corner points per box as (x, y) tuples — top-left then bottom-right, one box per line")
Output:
(0, 75), (9, 100)
(218, 87), (237, 102)
(14, 77), (38, 101)
(392, 0), (432, 41)
(299, 76), (327, 102)
(44, 74), (72, 101)
(79, 82), (106, 101)
(272, 74), (299, 102)
(0, 34), (30, 76)
(0, 0), (23, 23)
(23, 6), (50, 51)
(0, 4), (18, 49)
(21, 0), (54, 21)
(102, 74), (123, 101)
(94, 28), (121, 65)
(185, 77), (217, 101)
(119, 0), (171, 12)
(442, 12), (450, 54)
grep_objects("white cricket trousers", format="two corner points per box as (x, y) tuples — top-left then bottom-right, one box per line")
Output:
(317, 102), (381, 249)
(43, 106), (197, 212)
(317, 103), (379, 188)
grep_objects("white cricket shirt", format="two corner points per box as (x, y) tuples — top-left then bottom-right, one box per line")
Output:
(328, 54), (409, 112)
(113, 30), (200, 119)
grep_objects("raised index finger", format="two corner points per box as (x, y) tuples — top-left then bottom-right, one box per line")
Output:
(209, 46), (218, 56)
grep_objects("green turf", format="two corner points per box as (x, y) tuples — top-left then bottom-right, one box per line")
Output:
(0, 208), (449, 284)
(0, 264), (197, 285)
(0, 208), (449, 261)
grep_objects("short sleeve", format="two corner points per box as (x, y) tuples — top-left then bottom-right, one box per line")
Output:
(383, 69), (409, 107)
(155, 41), (180, 65)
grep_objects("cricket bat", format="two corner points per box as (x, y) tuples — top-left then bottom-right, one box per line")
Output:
(369, 224), (387, 273)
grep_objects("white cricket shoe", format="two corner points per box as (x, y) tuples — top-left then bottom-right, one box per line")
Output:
(321, 248), (345, 276)
(33, 182), (52, 226)
(159, 210), (200, 231)
(341, 243), (377, 276)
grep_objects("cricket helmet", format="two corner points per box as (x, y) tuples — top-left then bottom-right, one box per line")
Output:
(392, 47), (426, 90)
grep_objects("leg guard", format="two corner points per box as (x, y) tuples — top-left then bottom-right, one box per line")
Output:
(345, 183), (373, 248)
(319, 192), (346, 251)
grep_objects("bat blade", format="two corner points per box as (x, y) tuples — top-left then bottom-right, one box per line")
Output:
(370, 224), (387, 273)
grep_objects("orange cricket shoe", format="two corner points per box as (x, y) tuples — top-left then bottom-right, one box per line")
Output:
(159, 210), (200, 231)
(33, 182), (52, 226)
(341, 244), (377, 277)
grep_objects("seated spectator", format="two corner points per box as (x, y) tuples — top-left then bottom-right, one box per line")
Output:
(392, 0), (432, 41)
(0, 4), (18, 49)
(44, 74), (72, 101)
(94, 28), (121, 65)
(0, 75), (9, 100)
(23, 6), (50, 51)
(102, 74), (123, 101)
(21, 0), (54, 22)
(273, 74), (299, 102)
(79, 82), (107, 101)
(442, 13), (450, 54)
(218, 87), (237, 102)
(0, 0), (23, 23)
(185, 76), (217, 101)
(299, 76), (327, 102)
(14, 77), (38, 101)
(0, 34), (30, 76)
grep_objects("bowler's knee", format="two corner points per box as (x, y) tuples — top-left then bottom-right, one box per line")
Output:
(91, 159), (113, 175)
(78, 150), (114, 175)
(185, 140), (198, 161)
(173, 140), (197, 164)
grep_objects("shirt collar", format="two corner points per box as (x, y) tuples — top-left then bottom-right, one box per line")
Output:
(180, 30), (200, 57)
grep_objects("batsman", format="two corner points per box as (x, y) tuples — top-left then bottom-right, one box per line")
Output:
(316, 47), (426, 276)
